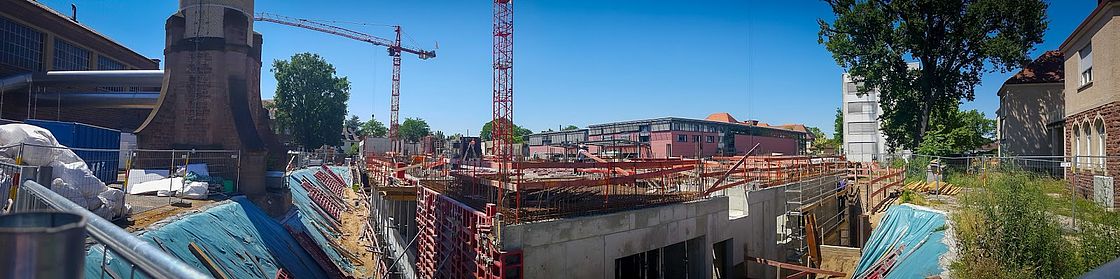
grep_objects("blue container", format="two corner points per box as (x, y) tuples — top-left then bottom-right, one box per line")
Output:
(24, 119), (121, 183)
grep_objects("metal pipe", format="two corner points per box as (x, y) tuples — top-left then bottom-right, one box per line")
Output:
(33, 92), (160, 108)
(16, 180), (211, 279)
(0, 70), (164, 92)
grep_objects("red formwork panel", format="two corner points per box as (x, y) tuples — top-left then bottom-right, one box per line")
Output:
(417, 187), (522, 279)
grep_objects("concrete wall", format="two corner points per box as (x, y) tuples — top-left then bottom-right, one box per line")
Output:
(500, 197), (731, 279)
(361, 137), (391, 156)
(498, 173), (844, 279)
(712, 174), (843, 278)
(997, 83), (1065, 156)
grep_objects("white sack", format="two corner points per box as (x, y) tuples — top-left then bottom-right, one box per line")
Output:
(178, 181), (208, 200)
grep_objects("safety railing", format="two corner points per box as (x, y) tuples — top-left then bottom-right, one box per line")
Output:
(10, 179), (212, 279)
(0, 160), (38, 211)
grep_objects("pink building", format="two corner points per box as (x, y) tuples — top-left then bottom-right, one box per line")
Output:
(526, 113), (808, 159)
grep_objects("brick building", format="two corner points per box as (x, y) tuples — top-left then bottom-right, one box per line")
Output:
(1060, 0), (1120, 206)
(526, 113), (809, 159)
(0, 0), (160, 130)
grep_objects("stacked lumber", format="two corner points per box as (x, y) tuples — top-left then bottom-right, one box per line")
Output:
(901, 181), (961, 196)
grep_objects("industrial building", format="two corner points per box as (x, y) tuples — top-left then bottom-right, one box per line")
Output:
(526, 113), (810, 160)
(0, 0), (161, 131)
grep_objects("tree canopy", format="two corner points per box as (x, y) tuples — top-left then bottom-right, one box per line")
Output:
(819, 0), (1046, 149)
(272, 53), (350, 148)
(357, 115), (388, 138)
(562, 125), (579, 131)
(480, 119), (533, 144)
(345, 115), (362, 132)
(808, 126), (841, 154)
(916, 109), (996, 156)
(399, 118), (432, 143)
(833, 107), (844, 144)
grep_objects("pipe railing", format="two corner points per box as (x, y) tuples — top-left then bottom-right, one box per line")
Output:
(13, 180), (211, 279)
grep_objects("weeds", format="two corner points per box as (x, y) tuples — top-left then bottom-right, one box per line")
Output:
(949, 172), (1120, 278)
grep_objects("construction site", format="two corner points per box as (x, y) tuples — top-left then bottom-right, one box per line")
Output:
(5, 0), (1120, 278)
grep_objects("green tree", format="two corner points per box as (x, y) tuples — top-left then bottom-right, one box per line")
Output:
(808, 126), (840, 154)
(917, 109), (996, 156)
(346, 143), (359, 156)
(480, 119), (533, 144)
(562, 125), (579, 131)
(819, 0), (1047, 149)
(272, 53), (351, 148)
(399, 118), (431, 143)
(833, 107), (843, 143)
(358, 115), (388, 138)
(345, 115), (362, 132)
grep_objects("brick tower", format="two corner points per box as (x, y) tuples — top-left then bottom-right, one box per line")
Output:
(136, 0), (283, 202)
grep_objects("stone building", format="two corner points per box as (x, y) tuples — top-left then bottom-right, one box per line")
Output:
(1060, 0), (1120, 207)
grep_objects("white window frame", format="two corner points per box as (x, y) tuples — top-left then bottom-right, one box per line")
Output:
(1097, 119), (1107, 172)
(1074, 124), (1082, 170)
(1085, 124), (1093, 170)
(1080, 44), (1094, 87)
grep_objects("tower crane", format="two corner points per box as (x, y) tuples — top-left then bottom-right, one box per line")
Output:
(253, 13), (436, 153)
(492, 0), (515, 217)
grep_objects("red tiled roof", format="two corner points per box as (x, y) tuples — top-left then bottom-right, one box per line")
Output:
(1005, 51), (1064, 85)
(776, 124), (814, 140)
(705, 112), (739, 123)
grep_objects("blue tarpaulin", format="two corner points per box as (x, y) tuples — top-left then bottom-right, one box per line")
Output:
(852, 203), (949, 279)
(83, 166), (362, 279)
(284, 166), (364, 275)
(84, 197), (328, 278)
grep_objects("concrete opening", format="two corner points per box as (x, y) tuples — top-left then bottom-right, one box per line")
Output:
(713, 239), (732, 279)
(614, 236), (706, 279)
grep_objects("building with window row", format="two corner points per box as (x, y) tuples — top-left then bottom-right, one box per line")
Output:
(0, 0), (158, 76)
(1060, 0), (1119, 206)
(841, 73), (889, 163)
(0, 0), (161, 130)
(526, 113), (809, 159)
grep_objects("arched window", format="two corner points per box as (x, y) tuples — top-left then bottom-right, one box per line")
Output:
(1074, 124), (1082, 170)
(1097, 118), (1107, 171)
(1085, 124), (1094, 170)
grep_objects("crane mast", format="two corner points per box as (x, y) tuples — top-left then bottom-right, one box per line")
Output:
(493, 0), (514, 217)
(253, 13), (435, 153)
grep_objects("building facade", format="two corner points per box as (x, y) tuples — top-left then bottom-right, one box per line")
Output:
(0, 0), (160, 130)
(996, 51), (1065, 157)
(526, 113), (808, 159)
(841, 73), (889, 162)
(1060, 0), (1120, 207)
(0, 0), (157, 75)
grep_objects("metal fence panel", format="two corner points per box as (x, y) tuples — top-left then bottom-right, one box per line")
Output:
(10, 180), (211, 279)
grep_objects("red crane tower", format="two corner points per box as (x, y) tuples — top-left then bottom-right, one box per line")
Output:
(254, 13), (436, 153)
(492, 0), (515, 213)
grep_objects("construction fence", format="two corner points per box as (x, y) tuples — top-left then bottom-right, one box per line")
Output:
(7, 179), (209, 278)
(1, 143), (241, 218)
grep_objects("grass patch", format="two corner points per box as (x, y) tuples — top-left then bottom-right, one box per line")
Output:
(950, 171), (1120, 278)
(898, 189), (928, 206)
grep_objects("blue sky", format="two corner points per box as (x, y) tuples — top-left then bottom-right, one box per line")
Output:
(39, 0), (1097, 136)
